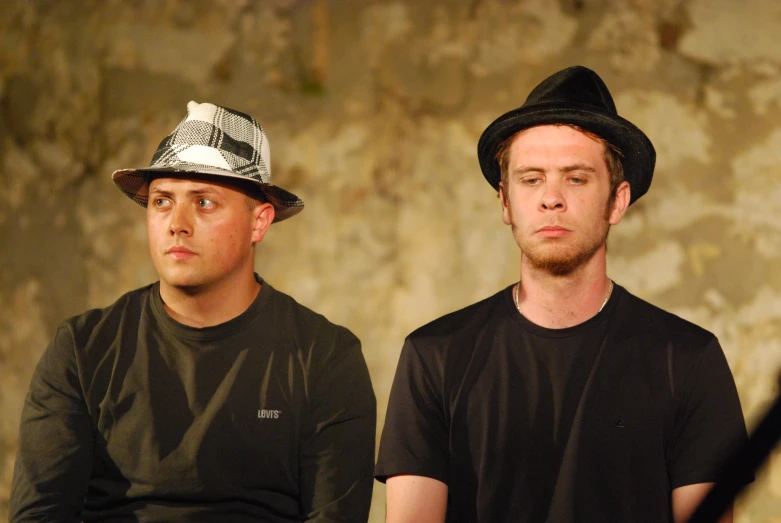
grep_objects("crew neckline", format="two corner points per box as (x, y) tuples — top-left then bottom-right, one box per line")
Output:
(149, 273), (273, 342)
(504, 281), (623, 338)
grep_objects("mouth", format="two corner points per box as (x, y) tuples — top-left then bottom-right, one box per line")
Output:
(166, 246), (196, 259)
(536, 225), (571, 238)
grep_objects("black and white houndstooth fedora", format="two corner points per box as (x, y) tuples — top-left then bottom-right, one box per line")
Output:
(112, 101), (303, 222)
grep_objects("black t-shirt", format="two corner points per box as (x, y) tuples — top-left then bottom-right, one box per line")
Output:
(10, 277), (376, 522)
(375, 283), (749, 523)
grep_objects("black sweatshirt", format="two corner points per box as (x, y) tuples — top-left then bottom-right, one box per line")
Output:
(11, 278), (376, 522)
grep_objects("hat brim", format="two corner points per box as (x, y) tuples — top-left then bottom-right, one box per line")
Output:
(111, 165), (304, 222)
(477, 102), (656, 205)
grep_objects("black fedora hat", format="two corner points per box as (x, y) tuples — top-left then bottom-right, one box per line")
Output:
(477, 66), (655, 205)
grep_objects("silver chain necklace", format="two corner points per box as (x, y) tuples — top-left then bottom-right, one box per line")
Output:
(514, 279), (614, 317)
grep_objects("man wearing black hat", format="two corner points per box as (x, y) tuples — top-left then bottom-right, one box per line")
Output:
(10, 102), (376, 522)
(375, 67), (749, 522)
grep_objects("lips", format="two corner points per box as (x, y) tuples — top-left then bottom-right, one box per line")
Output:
(166, 246), (196, 259)
(536, 225), (571, 238)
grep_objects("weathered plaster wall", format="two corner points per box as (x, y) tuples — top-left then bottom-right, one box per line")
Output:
(1, 0), (780, 520)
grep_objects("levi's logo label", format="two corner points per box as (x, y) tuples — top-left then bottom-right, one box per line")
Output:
(258, 409), (281, 419)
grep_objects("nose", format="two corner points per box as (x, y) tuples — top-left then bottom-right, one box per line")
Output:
(168, 204), (193, 237)
(539, 180), (567, 212)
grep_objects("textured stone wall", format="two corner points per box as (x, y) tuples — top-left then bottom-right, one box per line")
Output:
(2, 0), (781, 520)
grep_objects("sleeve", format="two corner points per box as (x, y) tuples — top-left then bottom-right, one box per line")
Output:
(374, 336), (449, 485)
(9, 323), (94, 522)
(299, 329), (376, 523)
(667, 336), (751, 489)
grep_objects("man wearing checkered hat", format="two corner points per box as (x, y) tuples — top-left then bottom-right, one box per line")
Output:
(10, 102), (376, 522)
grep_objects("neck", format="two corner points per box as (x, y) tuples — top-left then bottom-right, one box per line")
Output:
(516, 252), (612, 329)
(159, 272), (261, 328)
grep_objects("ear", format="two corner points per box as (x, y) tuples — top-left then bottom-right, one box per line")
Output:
(250, 202), (275, 244)
(608, 181), (631, 225)
(499, 182), (512, 225)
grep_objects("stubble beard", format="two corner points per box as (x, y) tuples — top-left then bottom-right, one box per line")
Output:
(514, 198), (614, 277)
(518, 224), (609, 276)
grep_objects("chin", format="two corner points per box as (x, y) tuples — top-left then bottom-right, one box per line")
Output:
(535, 257), (583, 276)
(164, 280), (206, 292)
(159, 269), (208, 291)
(523, 242), (603, 276)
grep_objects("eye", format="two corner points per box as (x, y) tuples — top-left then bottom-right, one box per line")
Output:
(523, 176), (542, 186)
(198, 198), (215, 209)
(153, 197), (171, 208)
(569, 176), (586, 185)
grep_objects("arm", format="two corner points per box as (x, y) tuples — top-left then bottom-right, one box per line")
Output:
(299, 330), (376, 522)
(375, 336), (450, 520)
(667, 337), (749, 523)
(672, 483), (732, 523)
(9, 324), (94, 522)
(386, 475), (447, 523)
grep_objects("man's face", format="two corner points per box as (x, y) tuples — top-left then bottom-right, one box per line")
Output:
(499, 125), (629, 276)
(146, 175), (274, 293)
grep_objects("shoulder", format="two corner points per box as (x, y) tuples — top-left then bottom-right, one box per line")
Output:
(616, 286), (715, 349)
(615, 286), (723, 386)
(406, 287), (509, 352)
(60, 284), (156, 346)
(262, 282), (359, 350)
(35, 284), (155, 374)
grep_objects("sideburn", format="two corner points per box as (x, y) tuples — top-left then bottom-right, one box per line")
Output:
(604, 188), (618, 221)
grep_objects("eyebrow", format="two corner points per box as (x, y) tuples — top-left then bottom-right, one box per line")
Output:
(148, 186), (221, 197)
(510, 163), (597, 175)
(561, 163), (597, 173)
(510, 166), (545, 175)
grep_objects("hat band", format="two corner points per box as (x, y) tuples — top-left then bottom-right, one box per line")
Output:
(150, 144), (270, 183)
